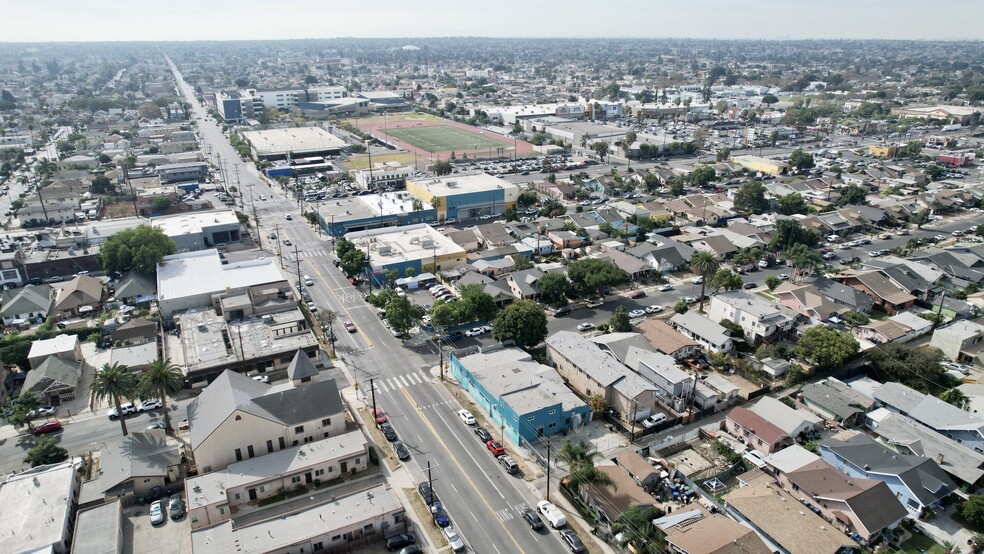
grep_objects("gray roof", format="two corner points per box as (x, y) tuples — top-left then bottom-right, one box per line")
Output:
(624, 346), (690, 385)
(589, 332), (653, 364)
(811, 276), (875, 310)
(873, 382), (984, 432)
(188, 370), (343, 449)
(547, 331), (626, 387)
(508, 268), (543, 297)
(286, 349), (319, 381)
(669, 311), (731, 347)
(801, 378), (876, 421)
(115, 271), (157, 299)
(821, 433), (956, 505)
(0, 284), (51, 318)
(22, 356), (81, 395)
(99, 430), (181, 494)
(73, 501), (122, 554)
(454, 348), (586, 414)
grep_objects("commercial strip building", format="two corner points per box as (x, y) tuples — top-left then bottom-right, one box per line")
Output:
(731, 155), (789, 176)
(0, 460), (81, 554)
(405, 173), (519, 223)
(353, 162), (415, 190)
(318, 192), (436, 237)
(449, 348), (590, 443)
(240, 126), (347, 160)
(151, 211), (242, 252)
(156, 162), (208, 184)
(344, 223), (467, 281)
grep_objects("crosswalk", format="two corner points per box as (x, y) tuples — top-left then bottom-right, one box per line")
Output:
(495, 504), (531, 523)
(370, 372), (430, 393)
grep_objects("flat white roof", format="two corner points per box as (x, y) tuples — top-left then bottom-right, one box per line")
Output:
(344, 224), (466, 265)
(157, 249), (286, 304)
(152, 210), (240, 237)
(241, 126), (346, 156)
(0, 461), (78, 553)
(409, 173), (519, 199)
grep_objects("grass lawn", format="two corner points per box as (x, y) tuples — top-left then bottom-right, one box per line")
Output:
(385, 125), (508, 153)
(900, 530), (946, 554)
(358, 112), (441, 125)
(339, 152), (419, 171)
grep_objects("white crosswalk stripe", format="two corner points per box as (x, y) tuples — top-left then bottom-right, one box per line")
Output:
(397, 375), (411, 388)
(387, 377), (399, 390)
(408, 373), (422, 385)
(496, 508), (513, 522)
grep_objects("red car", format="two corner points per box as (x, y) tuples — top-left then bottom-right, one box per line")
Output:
(343, 320), (356, 333)
(627, 290), (646, 299)
(373, 409), (387, 424)
(34, 420), (62, 435)
(486, 440), (505, 456)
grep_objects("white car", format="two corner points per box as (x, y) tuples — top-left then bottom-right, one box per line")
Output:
(585, 299), (604, 309)
(458, 410), (476, 425)
(645, 305), (663, 314)
(444, 526), (466, 552)
(252, 375), (270, 383)
(779, 273), (790, 280)
(691, 276), (704, 284)
(138, 399), (163, 412)
(577, 322), (595, 331)
(464, 327), (486, 337)
(31, 406), (56, 417)
(658, 284), (673, 292)
(628, 309), (647, 318)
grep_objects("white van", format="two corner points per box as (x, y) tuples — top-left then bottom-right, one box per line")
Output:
(537, 501), (566, 529)
(303, 275), (314, 286)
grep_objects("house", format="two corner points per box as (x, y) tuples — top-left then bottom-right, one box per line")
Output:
(190, 483), (405, 554)
(636, 319), (700, 360)
(613, 451), (661, 489)
(184, 430), (368, 530)
(669, 311), (734, 353)
(691, 234), (738, 260)
(854, 311), (932, 345)
(95, 429), (182, 500)
(872, 381), (984, 453)
(285, 348), (321, 386)
(748, 396), (822, 440)
(547, 230), (583, 249)
(724, 406), (794, 455)
(579, 465), (656, 527)
(187, 370), (346, 473)
(865, 407), (984, 489)
(832, 271), (916, 315)
(449, 348), (589, 443)
(506, 268), (544, 299)
(111, 317), (158, 346)
(800, 378), (876, 427)
(773, 281), (842, 322)
(820, 432), (956, 515)
(0, 460), (80, 554)
(27, 334), (82, 368)
(655, 505), (773, 554)
(446, 229), (481, 252)
(595, 247), (651, 280)
(21, 355), (82, 406)
(724, 470), (856, 554)
(707, 291), (794, 342)
(929, 320), (984, 364)
(0, 283), (51, 325)
(521, 235), (554, 255)
(113, 271), (157, 305)
(52, 274), (103, 316)
(778, 459), (908, 542)
(623, 346), (693, 401)
(758, 357), (790, 379)
(546, 331), (663, 425)
(762, 444), (821, 478)
(626, 240), (694, 274)
(811, 276), (876, 314)
(72, 501), (123, 554)
(109, 342), (158, 370)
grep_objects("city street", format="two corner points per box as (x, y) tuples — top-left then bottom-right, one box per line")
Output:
(167, 57), (571, 554)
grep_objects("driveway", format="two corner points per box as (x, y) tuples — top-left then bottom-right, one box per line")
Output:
(124, 501), (192, 554)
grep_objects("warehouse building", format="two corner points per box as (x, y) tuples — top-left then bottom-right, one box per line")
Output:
(405, 173), (519, 223)
(152, 211), (242, 252)
(156, 162), (209, 184)
(318, 191), (436, 237)
(732, 155), (789, 176)
(344, 223), (466, 282)
(240, 127), (348, 161)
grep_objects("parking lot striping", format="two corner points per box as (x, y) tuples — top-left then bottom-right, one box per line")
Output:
(399, 387), (528, 554)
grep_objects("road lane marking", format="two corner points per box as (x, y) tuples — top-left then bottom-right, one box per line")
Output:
(305, 260), (374, 348)
(400, 387), (527, 554)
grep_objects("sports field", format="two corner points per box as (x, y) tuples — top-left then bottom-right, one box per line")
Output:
(383, 125), (508, 154)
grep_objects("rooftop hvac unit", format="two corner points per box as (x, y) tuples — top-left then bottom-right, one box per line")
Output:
(377, 245), (394, 256)
(447, 181), (457, 188)
(420, 238), (435, 249)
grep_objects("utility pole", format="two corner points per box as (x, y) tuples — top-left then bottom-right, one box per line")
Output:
(427, 460), (434, 507)
(366, 246), (372, 295)
(545, 440), (551, 502)
(293, 242), (302, 289)
(933, 288), (947, 330)
(252, 200), (262, 250)
(369, 377), (377, 423)
(630, 400), (638, 443)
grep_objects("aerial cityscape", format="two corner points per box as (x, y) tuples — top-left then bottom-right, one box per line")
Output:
(3, 4), (984, 554)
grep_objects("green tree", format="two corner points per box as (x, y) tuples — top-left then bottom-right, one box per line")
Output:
(557, 439), (614, 490)
(590, 141), (610, 161)
(612, 506), (664, 554)
(96, 225), (177, 275)
(939, 387), (970, 409)
(835, 184), (869, 206)
(459, 284), (497, 322)
(137, 358), (184, 433)
(961, 495), (984, 529)
(789, 149), (815, 171)
(925, 163), (945, 182)
(769, 219), (819, 251)
(709, 268), (743, 292)
(785, 243), (823, 282)
(537, 273), (571, 308)
(688, 165), (716, 187)
(866, 343), (956, 395)
(385, 296), (415, 335)
(623, 131), (637, 159)
(567, 258), (627, 297)
(715, 147), (731, 162)
(778, 193), (809, 215)
(674, 299), (689, 313)
(609, 306), (631, 332)
(90, 174), (116, 195)
(512, 255), (534, 271)
(842, 310), (870, 327)
(492, 300), (547, 348)
(90, 362), (138, 436)
(795, 326), (859, 370)
(432, 159), (452, 176)
(151, 196), (171, 212)
(339, 248), (368, 278)
(24, 437), (68, 468)
(733, 181), (770, 214)
(765, 274), (780, 293)
(690, 251), (720, 312)
(1, 392), (41, 433)
(762, 94), (779, 106)
(517, 191), (538, 207)
(669, 180), (685, 196)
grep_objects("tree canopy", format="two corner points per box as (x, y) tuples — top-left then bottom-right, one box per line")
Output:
(385, 296), (416, 335)
(795, 326), (859, 370)
(566, 258), (627, 296)
(609, 306), (631, 332)
(778, 193), (810, 215)
(537, 272), (571, 308)
(24, 437), (68, 468)
(432, 159), (453, 176)
(769, 219), (819, 251)
(865, 343), (957, 395)
(96, 225), (176, 275)
(492, 300), (547, 348)
(733, 181), (770, 214)
(688, 165), (716, 187)
(835, 184), (869, 206)
(590, 141), (610, 160)
(789, 149), (815, 171)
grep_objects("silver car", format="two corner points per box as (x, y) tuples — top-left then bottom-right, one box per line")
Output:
(150, 500), (166, 526)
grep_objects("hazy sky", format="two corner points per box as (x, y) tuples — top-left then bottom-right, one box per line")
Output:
(4, 0), (983, 42)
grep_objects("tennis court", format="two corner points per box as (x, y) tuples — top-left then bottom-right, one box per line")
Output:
(383, 125), (508, 154)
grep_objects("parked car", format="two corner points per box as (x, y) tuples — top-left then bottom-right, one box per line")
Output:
(585, 299), (604, 308)
(343, 320), (356, 333)
(138, 399), (163, 412)
(252, 375), (270, 383)
(417, 482), (438, 505)
(380, 423), (398, 442)
(446, 331), (464, 341)
(691, 276), (704, 284)
(31, 406), (56, 417)
(444, 526), (466, 552)
(431, 502), (451, 527)
(498, 455), (519, 474)
(577, 322), (595, 331)
(523, 508), (545, 530)
(146, 422), (166, 430)
(150, 500), (166, 526)
(108, 403), (137, 420)
(641, 413), (667, 428)
(645, 305), (663, 314)
(465, 327), (486, 337)
(385, 532), (416, 551)
(458, 410), (476, 425)
(486, 440), (505, 456)
(554, 305), (572, 317)
(168, 496), (185, 520)
(474, 427), (493, 443)
(628, 309), (646, 318)
(627, 290), (646, 299)
(560, 529), (587, 553)
(33, 420), (62, 435)
(743, 282), (757, 289)
(394, 441), (411, 461)
(537, 500), (567, 528)
(658, 284), (673, 292)
(373, 408), (387, 424)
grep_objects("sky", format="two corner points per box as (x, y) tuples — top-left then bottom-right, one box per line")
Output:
(3, 0), (983, 42)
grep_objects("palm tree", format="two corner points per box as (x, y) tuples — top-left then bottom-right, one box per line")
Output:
(690, 251), (720, 312)
(612, 506), (665, 554)
(939, 387), (970, 410)
(91, 363), (137, 436)
(138, 358), (184, 433)
(557, 439), (615, 491)
(411, 198), (424, 223)
(785, 244), (823, 282)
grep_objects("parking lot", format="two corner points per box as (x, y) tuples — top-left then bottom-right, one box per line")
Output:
(124, 500), (192, 554)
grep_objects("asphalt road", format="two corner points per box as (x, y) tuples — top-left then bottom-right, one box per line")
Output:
(166, 57), (569, 554)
